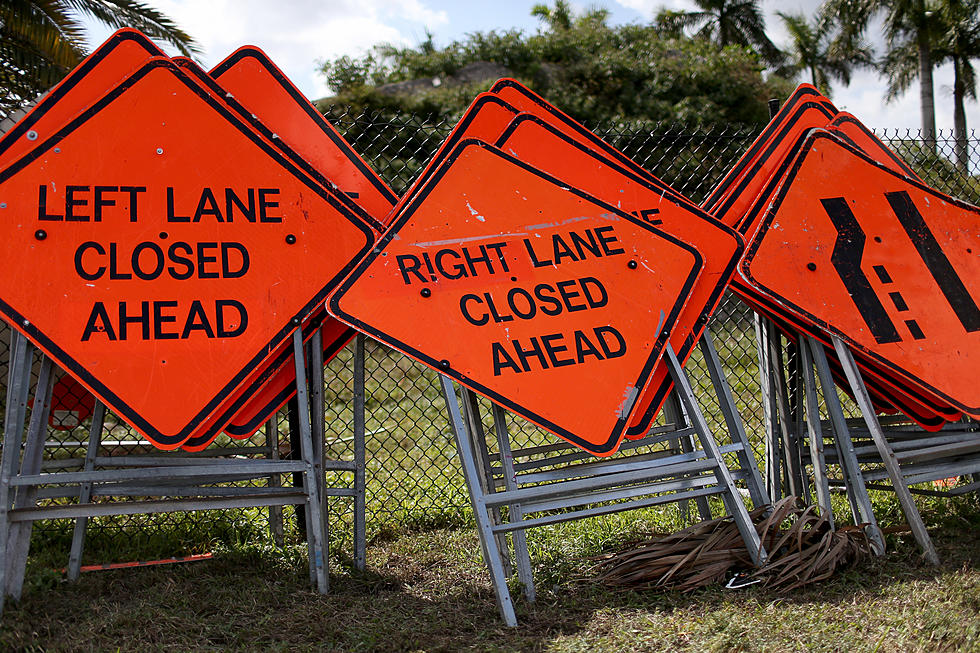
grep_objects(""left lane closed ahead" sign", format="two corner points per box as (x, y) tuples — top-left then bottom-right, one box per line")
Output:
(0, 58), (374, 449)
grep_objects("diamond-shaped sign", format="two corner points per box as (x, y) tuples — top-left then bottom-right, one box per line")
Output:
(0, 58), (374, 448)
(329, 139), (702, 456)
(740, 131), (980, 418)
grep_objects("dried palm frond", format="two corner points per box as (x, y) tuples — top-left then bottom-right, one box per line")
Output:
(594, 496), (870, 593)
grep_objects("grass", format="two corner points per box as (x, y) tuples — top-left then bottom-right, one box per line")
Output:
(2, 491), (978, 652)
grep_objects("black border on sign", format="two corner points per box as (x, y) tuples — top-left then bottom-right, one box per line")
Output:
(488, 79), (700, 213)
(0, 58), (375, 448)
(0, 29), (162, 157)
(740, 130), (980, 416)
(329, 138), (703, 456)
(715, 100), (838, 221)
(829, 113), (920, 180)
(702, 84), (834, 211)
(173, 58), (384, 232)
(210, 46), (398, 208)
(391, 93), (520, 215)
(492, 113), (745, 437)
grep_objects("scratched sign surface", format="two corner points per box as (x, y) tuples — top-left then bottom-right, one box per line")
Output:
(0, 59), (374, 449)
(741, 131), (980, 418)
(330, 140), (702, 456)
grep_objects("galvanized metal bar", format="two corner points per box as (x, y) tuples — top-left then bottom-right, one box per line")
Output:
(807, 336), (885, 555)
(441, 376), (517, 626)
(353, 333), (367, 571)
(6, 355), (55, 598)
(754, 314), (781, 500)
(266, 416), (284, 547)
(492, 485), (725, 533)
(79, 456), (356, 470)
(800, 340), (834, 526)
(291, 329), (328, 593)
(490, 403), (535, 603)
(43, 485), (321, 499)
(0, 332), (33, 611)
(11, 461), (309, 485)
(309, 329), (329, 569)
(461, 388), (513, 578)
(9, 493), (310, 521)
(768, 330), (802, 498)
(67, 399), (106, 581)
(699, 331), (769, 509)
(664, 344), (767, 566)
(482, 457), (721, 509)
(831, 337), (940, 565)
(519, 472), (723, 515)
(664, 389), (711, 520)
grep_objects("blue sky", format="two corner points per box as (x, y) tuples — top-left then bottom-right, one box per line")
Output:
(81, 0), (977, 133)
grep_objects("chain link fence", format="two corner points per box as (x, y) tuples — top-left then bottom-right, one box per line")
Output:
(1, 106), (977, 562)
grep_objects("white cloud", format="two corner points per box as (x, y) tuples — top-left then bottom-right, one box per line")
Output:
(145, 0), (448, 98)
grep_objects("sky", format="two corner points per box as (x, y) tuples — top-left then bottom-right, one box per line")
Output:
(82, 0), (978, 134)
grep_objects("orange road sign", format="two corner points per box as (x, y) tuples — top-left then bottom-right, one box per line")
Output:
(702, 84), (837, 216)
(0, 30), (161, 165)
(329, 139), (702, 456)
(829, 113), (920, 180)
(210, 46), (397, 226)
(0, 58), (374, 449)
(492, 114), (743, 437)
(740, 131), (980, 418)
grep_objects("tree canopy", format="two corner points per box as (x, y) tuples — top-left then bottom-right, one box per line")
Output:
(317, 5), (793, 127)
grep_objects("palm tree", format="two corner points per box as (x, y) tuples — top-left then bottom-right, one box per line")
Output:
(778, 11), (873, 96)
(820, 0), (944, 147)
(935, 0), (980, 169)
(531, 1), (573, 31)
(653, 0), (784, 67)
(1, 1), (197, 116)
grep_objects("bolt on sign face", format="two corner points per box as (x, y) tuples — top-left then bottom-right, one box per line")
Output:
(740, 131), (980, 419)
(0, 58), (374, 449)
(329, 139), (703, 456)
(490, 114), (744, 438)
(0, 30), (162, 166)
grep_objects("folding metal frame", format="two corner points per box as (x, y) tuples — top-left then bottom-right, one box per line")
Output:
(442, 336), (768, 626)
(759, 315), (980, 564)
(0, 328), (369, 617)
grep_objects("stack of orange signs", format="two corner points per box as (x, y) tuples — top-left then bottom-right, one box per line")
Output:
(716, 84), (979, 430)
(328, 80), (745, 457)
(0, 29), (391, 450)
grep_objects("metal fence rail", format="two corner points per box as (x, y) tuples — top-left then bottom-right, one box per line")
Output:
(1, 107), (977, 558)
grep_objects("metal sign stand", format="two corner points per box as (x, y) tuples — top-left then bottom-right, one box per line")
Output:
(441, 336), (768, 627)
(0, 327), (368, 617)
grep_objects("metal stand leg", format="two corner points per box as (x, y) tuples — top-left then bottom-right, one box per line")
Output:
(291, 330), (328, 593)
(699, 332), (769, 510)
(768, 332), (803, 498)
(6, 355), (55, 599)
(490, 403), (535, 603)
(441, 376), (517, 627)
(461, 389), (512, 576)
(755, 315), (782, 500)
(832, 337), (940, 565)
(0, 332), (34, 614)
(67, 400), (106, 581)
(799, 344), (834, 527)
(664, 345), (767, 566)
(664, 391), (712, 521)
(352, 334), (367, 571)
(309, 330), (328, 565)
(807, 336), (885, 555)
(266, 416), (285, 548)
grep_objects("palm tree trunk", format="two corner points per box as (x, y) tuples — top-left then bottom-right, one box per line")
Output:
(918, 35), (937, 151)
(953, 57), (969, 172)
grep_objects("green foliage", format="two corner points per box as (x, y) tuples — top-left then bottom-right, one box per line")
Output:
(317, 8), (787, 127)
(0, 0), (198, 117)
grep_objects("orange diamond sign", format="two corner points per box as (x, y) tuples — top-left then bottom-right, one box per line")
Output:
(0, 59), (374, 448)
